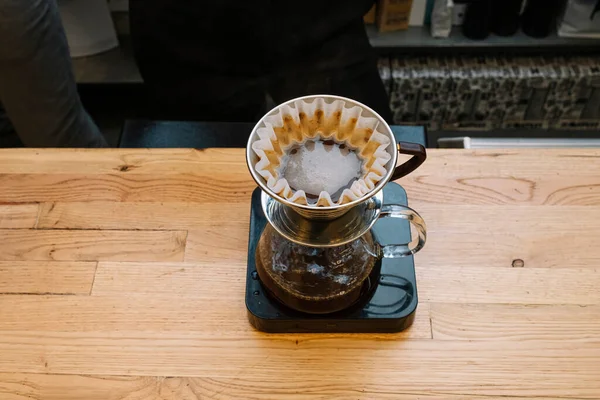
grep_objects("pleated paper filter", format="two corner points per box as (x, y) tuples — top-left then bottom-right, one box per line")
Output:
(251, 97), (392, 207)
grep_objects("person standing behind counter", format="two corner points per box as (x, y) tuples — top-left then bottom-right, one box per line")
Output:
(0, 0), (107, 147)
(129, 0), (393, 124)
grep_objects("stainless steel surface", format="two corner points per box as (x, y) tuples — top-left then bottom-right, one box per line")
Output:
(246, 95), (397, 221)
(261, 190), (384, 247)
(438, 136), (600, 149)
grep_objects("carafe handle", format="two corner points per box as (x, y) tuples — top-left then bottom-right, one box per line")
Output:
(391, 142), (427, 181)
(377, 204), (426, 258)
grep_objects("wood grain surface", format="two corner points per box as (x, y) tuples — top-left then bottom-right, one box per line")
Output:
(0, 204), (38, 229)
(0, 148), (599, 399)
(0, 261), (96, 295)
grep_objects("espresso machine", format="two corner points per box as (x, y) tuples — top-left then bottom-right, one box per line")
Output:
(245, 95), (427, 333)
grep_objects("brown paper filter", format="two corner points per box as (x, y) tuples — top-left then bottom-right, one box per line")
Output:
(252, 97), (392, 207)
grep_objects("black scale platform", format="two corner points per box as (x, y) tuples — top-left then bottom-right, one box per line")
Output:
(245, 182), (419, 333)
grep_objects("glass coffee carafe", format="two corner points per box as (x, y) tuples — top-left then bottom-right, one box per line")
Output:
(255, 189), (426, 314)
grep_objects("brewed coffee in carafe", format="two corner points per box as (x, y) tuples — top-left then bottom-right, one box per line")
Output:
(256, 224), (379, 314)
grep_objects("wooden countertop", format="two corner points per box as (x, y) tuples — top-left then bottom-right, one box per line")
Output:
(0, 148), (599, 399)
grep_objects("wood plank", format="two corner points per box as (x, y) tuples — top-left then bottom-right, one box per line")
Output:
(37, 201), (250, 229)
(184, 226), (249, 263)
(417, 205), (600, 233)
(430, 303), (600, 341)
(93, 261), (600, 307)
(0, 148), (244, 174)
(89, 260), (432, 337)
(401, 174), (600, 205)
(421, 231), (598, 269)
(408, 149), (600, 178)
(415, 205), (600, 268)
(0, 204), (38, 229)
(0, 295), (431, 339)
(0, 373), (597, 400)
(2, 149), (600, 205)
(417, 265), (600, 305)
(90, 262), (431, 336)
(0, 230), (186, 262)
(0, 262), (96, 295)
(0, 333), (597, 383)
(92, 262), (600, 306)
(4, 171), (600, 205)
(0, 174), (256, 203)
(36, 203), (600, 268)
(92, 262), (244, 297)
(2, 148), (599, 177)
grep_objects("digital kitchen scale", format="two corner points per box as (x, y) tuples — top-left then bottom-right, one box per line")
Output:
(245, 182), (419, 333)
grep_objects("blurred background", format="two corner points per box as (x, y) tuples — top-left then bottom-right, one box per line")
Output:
(23, 0), (600, 148)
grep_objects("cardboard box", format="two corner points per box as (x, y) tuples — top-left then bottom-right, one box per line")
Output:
(377, 0), (414, 32)
(364, 4), (377, 24)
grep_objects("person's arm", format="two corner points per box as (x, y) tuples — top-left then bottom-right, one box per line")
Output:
(0, 0), (107, 147)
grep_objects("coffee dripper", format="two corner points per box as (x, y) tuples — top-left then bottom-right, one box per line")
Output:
(247, 95), (428, 315)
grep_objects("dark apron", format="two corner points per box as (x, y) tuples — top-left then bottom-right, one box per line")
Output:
(129, 0), (392, 122)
